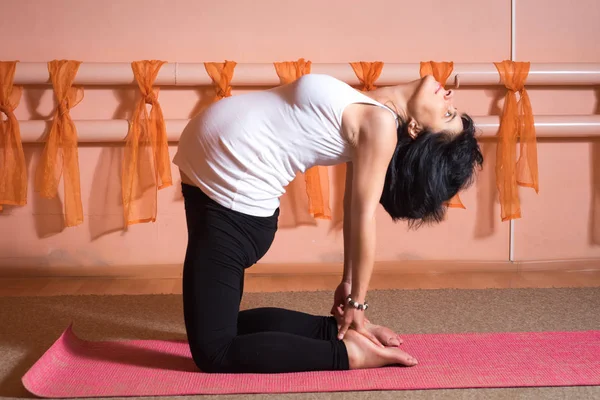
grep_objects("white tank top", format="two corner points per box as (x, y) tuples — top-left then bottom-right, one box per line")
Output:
(173, 74), (398, 217)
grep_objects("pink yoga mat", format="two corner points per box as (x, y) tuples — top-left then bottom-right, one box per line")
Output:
(22, 325), (600, 398)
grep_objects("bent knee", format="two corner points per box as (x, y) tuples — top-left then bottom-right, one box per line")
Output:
(192, 355), (223, 373)
(189, 341), (233, 373)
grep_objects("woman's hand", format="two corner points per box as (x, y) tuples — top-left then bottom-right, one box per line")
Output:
(330, 281), (352, 320)
(337, 306), (383, 347)
(331, 281), (371, 324)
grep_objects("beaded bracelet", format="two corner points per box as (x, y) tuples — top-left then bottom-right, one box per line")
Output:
(346, 295), (369, 311)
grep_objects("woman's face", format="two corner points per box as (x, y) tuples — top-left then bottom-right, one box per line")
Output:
(407, 75), (463, 135)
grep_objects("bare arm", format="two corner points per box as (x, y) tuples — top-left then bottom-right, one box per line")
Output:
(336, 108), (397, 342)
(342, 161), (354, 284)
(349, 111), (396, 304)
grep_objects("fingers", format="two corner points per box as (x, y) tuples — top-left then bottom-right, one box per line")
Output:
(369, 333), (385, 348)
(337, 312), (353, 340)
(330, 302), (342, 316)
(387, 334), (402, 346)
(333, 306), (345, 325)
(358, 327), (385, 348)
(368, 324), (403, 347)
(337, 321), (350, 340)
(331, 299), (345, 316)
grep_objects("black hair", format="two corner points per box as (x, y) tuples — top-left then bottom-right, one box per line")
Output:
(379, 113), (484, 229)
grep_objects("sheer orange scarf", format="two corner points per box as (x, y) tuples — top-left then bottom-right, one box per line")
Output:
(274, 58), (332, 220)
(205, 61), (237, 101)
(494, 60), (538, 221)
(122, 60), (172, 226)
(0, 61), (26, 211)
(420, 61), (465, 209)
(350, 61), (384, 91)
(35, 60), (84, 227)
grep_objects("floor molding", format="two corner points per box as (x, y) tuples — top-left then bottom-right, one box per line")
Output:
(1, 259), (599, 279)
(2, 269), (600, 296)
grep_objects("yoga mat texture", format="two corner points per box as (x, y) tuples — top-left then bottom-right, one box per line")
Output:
(22, 325), (600, 398)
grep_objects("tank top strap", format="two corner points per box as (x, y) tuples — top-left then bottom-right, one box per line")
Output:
(354, 93), (400, 128)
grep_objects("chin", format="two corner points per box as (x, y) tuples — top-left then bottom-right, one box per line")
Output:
(424, 74), (440, 89)
(413, 75), (438, 101)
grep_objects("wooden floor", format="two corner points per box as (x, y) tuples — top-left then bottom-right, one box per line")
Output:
(2, 270), (600, 296)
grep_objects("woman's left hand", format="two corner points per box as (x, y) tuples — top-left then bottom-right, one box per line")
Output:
(330, 281), (351, 320)
(331, 282), (371, 324)
(337, 306), (383, 347)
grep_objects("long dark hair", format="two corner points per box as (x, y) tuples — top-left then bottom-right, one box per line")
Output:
(379, 113), (484, 228)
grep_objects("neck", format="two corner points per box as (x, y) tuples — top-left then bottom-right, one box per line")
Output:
(364, 79), (421, 120)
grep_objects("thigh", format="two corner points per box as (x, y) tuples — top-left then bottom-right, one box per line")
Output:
(181, 185), (278, 352)
(182, 202), (247, 348)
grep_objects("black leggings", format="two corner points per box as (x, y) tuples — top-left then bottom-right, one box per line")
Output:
(181, 183), (349, 373)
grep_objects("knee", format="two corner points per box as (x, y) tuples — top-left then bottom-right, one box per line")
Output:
(188, 340), (231, 373)
(191, 354), (221, 373)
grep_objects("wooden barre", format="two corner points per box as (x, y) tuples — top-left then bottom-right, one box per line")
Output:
(11, 62), (600, 86)
(15, 115), (600, 143)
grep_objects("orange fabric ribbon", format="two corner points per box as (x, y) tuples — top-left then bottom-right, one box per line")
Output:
(420, 61), (465, 209)
(420, 61), (454, 88)
(35, 60), (84, 227)
(0, 61), (26, 212)
(494, 60), (538, 221)
(350, 61), (384, 91)
(122, 60), (172, 226)
(274, 58), (312, 85)
(274, 58), (331, 220)
(204, 61), (237, 101)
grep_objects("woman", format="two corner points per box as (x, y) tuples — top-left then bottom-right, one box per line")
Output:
(173, 73), (483, 373)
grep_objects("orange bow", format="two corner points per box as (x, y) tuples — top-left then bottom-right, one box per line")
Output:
(274, 58), (331, 220)
(35, 60), (84, 227)
(274, 58), (312, 85)
(204, 61), (237, 101)
(0, 61), (26, 212)
(350, 61), (384, 91)
(420, 61), (465, 209)
(420, 61), (454, 87)
(122, 60), (172, 226)
(494, 60), (538, 221)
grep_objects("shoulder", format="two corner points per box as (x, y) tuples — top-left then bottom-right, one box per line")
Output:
(343, 104), (397, 150)
(296, 74), (352, 92)
(357, 106), (398, 150)
(362, 106), (397, 132)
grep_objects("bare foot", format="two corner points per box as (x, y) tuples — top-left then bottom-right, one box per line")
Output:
(365, 322), (403, 347)
(343, 329), (418, 369)
(333, 307), (402, 347)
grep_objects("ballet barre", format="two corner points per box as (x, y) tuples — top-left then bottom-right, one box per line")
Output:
(11, 62), (600, 87)
(15, 115), (600, 143)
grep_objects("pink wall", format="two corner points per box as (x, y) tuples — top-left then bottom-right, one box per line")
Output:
(0, 0), (598, 270)
(514, 0), (600, 261)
